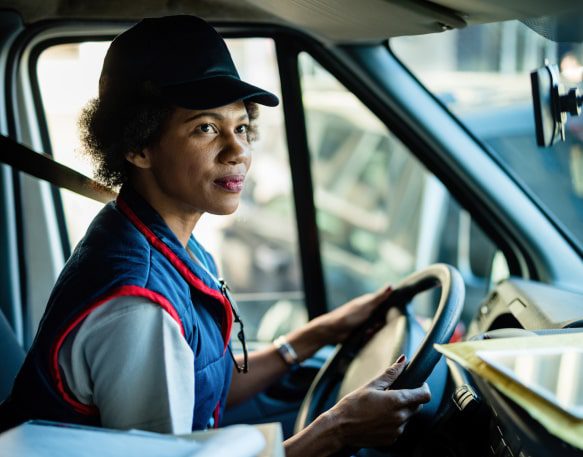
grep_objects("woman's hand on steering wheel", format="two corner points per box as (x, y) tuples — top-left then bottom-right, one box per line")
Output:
(289, 265), (462, 457)
(308, 285), (393, 345)
(327, 356), (431, 449)
(281, 285), (392, 370)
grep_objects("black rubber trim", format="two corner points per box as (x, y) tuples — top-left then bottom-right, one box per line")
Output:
(276, 38), (328, 319)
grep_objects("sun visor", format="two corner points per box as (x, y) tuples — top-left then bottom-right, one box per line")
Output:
(522, 7), (583, 43)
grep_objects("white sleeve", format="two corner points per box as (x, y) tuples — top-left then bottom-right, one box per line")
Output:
(58, 296), (195, 434)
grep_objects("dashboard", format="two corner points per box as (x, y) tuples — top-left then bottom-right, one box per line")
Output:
(468, 279), (583, 337)
(425, 279), (583, 457)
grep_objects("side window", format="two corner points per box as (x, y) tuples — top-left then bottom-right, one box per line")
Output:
(298, 53), (505, 324)
(37, 42), (107, 248)
(35, 37), (307, 341)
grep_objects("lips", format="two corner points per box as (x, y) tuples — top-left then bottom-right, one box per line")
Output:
(214, 175), (245, 193)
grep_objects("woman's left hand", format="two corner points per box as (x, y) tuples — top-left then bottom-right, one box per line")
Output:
(310, 285), (393, 345)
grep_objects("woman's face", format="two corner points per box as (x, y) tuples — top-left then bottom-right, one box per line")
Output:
(140, 100), (252, 218)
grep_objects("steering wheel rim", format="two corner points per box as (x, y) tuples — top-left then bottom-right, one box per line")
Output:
(294, 263), (465, 433)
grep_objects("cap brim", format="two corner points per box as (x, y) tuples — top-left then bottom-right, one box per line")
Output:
(159, 76), (279, 110)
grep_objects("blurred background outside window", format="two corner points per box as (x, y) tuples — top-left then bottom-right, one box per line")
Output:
(392, 21), (583, 253)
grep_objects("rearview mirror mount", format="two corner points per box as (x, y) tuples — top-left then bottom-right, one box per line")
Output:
(530, 63), (582, 147)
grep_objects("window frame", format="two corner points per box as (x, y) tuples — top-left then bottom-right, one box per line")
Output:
(21, 21), (331, 324)
(7, 19), (554, 344)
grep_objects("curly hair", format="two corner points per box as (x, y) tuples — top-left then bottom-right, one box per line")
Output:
(79, 88), (260, 189)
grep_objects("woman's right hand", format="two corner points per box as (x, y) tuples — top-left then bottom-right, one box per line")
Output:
(326, 355), (431, 449)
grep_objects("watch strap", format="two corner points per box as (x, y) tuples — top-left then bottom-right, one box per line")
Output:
(273, 335), (299, 366)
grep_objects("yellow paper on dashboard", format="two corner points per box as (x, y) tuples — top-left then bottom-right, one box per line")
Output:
(435, 333), (583, 450)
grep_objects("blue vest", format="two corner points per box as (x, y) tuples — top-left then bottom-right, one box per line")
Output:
(0, 185), (234, 431)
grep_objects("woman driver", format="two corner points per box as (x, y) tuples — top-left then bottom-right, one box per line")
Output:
(0, 15), (430, 456)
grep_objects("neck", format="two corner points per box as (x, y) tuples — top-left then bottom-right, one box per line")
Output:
(129, 178), (202, 247)
(160, 211), (200, 248)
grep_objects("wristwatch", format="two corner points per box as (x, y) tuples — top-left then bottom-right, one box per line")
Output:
(273, 335), (299, 366)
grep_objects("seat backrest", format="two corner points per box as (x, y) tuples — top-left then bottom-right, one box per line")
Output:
(0, 310), (25, 402)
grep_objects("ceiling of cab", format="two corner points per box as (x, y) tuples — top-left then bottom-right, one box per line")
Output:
(1, 0), (582, 42)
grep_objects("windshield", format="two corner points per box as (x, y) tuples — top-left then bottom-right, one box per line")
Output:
(391, 20), (583, 254)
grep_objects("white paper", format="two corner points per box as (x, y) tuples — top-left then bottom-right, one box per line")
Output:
(476, 346), (583, 419)
(189, 425), (266, 457)
(0, 422), (266, 457)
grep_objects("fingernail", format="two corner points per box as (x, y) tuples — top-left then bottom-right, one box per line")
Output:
(385, 286), (393, 293)
(396, 354), (406, 363)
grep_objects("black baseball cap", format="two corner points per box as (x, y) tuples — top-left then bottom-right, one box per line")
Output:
(99, 15), (279, 109)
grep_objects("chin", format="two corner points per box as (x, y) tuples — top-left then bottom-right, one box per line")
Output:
(210, 202), (240, 216)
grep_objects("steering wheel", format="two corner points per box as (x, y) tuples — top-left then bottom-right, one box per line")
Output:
(294, 263), (465, 440)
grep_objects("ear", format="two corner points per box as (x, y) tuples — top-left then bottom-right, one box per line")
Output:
(125, 148), (152, 169)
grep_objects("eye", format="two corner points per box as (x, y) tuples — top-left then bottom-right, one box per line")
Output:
(235, 124), (249, 135)
(196, 123), (217, 134)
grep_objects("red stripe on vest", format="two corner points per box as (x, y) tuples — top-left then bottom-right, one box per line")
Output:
(213, 402), (221, 429)
(116, 196), (233, 351)
(51, 285), (185, 416)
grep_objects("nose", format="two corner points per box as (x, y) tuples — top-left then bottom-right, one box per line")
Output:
(219, 131), (250, 166)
